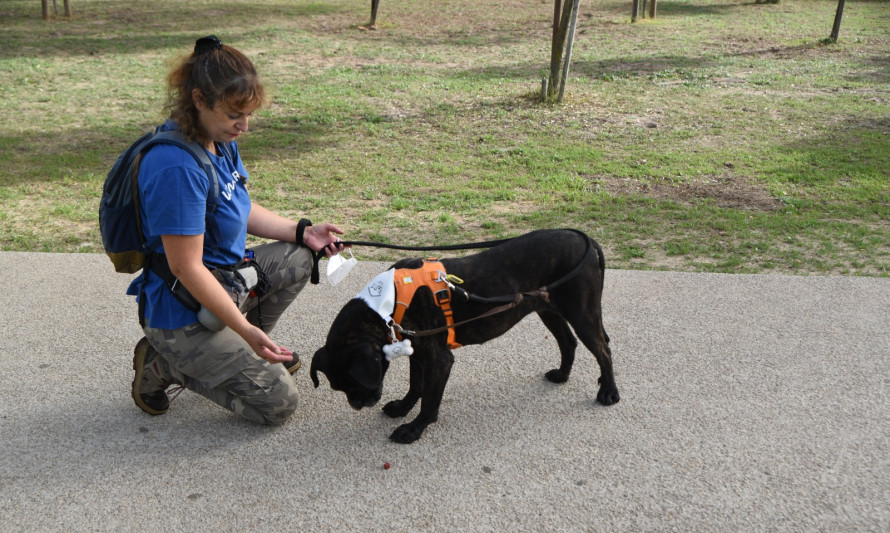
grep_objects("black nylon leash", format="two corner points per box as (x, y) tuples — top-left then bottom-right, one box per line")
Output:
(387, 229), (597, 340)
(308, 237), (515, 284)
(305, 228), (598, 344)
(335, 238), (513, 251)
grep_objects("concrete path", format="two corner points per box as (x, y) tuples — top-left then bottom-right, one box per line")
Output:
(1, 252), (887, 532)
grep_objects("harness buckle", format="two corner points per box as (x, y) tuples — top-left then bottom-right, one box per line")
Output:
(434, 289), (451, 306)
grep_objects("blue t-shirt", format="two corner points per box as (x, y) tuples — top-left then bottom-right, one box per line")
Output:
(126, 121), (252, 329)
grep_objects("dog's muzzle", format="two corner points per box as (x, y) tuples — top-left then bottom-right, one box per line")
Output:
(347, 391), (381, 410)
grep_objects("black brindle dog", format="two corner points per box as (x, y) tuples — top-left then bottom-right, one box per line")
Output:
(310, 229), (619, 443)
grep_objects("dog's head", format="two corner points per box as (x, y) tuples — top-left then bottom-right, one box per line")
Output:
(310, 299), (391, 410)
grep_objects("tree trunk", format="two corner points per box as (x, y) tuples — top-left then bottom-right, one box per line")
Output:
(42, 0), (72, 19)
(557, 0), (581, 102)
(552, 0), (562, 53)
(545, 0), (583, 102)
(830, 0), (846, 42)
(549, 0), (573, 94)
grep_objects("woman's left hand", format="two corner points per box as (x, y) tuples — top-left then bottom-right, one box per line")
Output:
(304, 223), (347, 257)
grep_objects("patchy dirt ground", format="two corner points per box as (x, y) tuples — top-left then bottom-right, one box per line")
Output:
(597, 173), (783, 211)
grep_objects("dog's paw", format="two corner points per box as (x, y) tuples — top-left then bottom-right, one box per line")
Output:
(382, 399), (412, 418)
(390, 423), (425, 444)
(545, 369), (569, 383)
(596, 387), (620, 406)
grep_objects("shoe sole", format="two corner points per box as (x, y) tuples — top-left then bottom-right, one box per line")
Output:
(132, 339), (169, 416)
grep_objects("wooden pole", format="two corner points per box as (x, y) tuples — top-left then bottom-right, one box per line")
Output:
(830, 0), (846, 43)
(549, 0), (567, 93)
(552, 0), (562, 52)
(41, 0), (72, 19)
(369, 0), (379, 28)
(548, 0), (574, 99)
(557, 0), (581, 102)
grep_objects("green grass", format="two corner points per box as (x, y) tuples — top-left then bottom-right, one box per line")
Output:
(0, 0), (888, 275)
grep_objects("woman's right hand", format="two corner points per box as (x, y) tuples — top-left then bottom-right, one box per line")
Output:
(242, 324), (294, 365)
(163, 233), (293, 363)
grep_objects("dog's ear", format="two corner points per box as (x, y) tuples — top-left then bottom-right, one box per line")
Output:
(310, 347), (329, 388)
(348, 350), (381, 390)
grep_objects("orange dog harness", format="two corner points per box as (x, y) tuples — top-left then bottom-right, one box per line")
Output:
(391, 259), (461, 349)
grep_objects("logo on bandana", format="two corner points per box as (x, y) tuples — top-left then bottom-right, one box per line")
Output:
(368, 279), (386, 297)
(357, 269), (396, 324)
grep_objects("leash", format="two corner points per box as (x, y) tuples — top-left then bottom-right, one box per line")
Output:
(338, 238), (513, 251)
(308, 237), (514, 284)
(307, 229), (598, 346)
(390, 290), (547, 341)
(392, 231), (595, 340)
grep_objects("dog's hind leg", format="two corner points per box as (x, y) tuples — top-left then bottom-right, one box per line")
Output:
(556, 249), (619, 406)
(538, 310), (578, 384)
(573, 317), (619, 406)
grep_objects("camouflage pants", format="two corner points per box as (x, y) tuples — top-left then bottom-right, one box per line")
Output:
(143, 241), (313, 425)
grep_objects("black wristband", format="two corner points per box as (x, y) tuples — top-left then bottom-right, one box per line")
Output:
(296, 218), (312, 247)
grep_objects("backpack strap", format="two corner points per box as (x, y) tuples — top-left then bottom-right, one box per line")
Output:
(144, 130), (221, 205)
(138, 129), (224, 258)
(217, 141), (235, 172)
(133, 129), (230, 326)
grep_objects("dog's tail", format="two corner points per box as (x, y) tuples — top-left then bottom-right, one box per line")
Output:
(587, 234), (610, 343)
(589, 236), (605, 275)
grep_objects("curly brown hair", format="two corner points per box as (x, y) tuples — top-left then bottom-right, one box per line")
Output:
(165, 38), (268, 145)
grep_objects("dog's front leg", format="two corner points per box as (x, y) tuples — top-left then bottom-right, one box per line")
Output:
(389, 345), (454, 444)
(382, 353), (422, 418)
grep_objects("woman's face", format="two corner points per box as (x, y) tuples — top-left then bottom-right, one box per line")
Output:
(193, 90), (256, 147)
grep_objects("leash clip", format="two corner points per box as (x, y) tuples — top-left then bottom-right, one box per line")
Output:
(384, 321), (415, 361)
(388, 320), (415, 341)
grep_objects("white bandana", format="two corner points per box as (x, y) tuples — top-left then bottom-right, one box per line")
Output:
(356, 269), (396, 324)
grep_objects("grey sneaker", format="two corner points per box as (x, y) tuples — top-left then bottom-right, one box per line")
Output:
(132, 338), (175, 415)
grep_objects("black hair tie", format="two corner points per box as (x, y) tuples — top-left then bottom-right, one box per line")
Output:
(194, 35), (223, 55)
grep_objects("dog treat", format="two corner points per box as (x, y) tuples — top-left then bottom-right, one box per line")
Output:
(383, 462), (391, 470)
